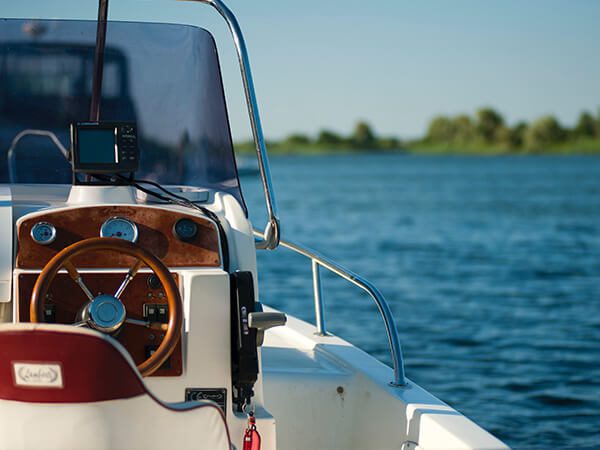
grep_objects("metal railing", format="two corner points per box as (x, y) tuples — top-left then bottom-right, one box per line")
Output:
(7, 130), (70, 184)
(188, 0), (280, 250)
(255, 230), (407, 387)
(190, 0), (406, 386)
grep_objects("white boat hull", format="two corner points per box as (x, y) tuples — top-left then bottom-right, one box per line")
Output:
(262, 309), (508, 450)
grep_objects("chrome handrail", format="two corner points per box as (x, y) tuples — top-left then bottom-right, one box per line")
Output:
(7, 130), (70, 184)
(186, 0), (280, 250)
(186, 1), (405, 385)
(254, 229), (407, 387)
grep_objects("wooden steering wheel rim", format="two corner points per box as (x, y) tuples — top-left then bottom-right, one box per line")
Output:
(30, 237), (183, 377)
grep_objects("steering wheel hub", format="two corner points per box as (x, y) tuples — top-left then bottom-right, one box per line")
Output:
(84, 294), (126, 333)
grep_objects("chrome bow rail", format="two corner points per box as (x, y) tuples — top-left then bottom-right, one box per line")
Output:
(189, 0), (280, 250)
(255, 230), (407, 387)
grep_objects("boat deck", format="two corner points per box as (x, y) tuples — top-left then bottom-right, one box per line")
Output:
(261, 308), (509, 450)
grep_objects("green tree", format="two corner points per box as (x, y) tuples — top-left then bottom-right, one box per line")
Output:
(476, 107), (505, 143)
(378, 137), (402, 150)
(495, 121), (527, 149)
(495, 126), (512, 149)
(574, 111), (596, 138)
(316, 129), (342, 146)
(351, 121), (376, 148)
(426, 115), (456, 142)
(510, 122), (528, 148)
(452, 114), (475, 144)
(285, 134), (311, 146)
(525, 115), (566, 150)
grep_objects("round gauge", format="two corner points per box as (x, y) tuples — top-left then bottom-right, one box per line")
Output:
(30, 222), (56, 245)
(173, 218), (198, 242)
(100, 217), (138, 243)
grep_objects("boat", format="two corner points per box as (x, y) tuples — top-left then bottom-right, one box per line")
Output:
(0, 1), (509, 449)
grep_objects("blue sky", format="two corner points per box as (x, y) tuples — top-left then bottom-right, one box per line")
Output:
(4, 0), (600, 140)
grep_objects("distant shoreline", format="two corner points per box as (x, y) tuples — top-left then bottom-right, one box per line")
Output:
(235, 148), (600, 156)
(235, 139), (600, 156)
(235, 107), (600, 155)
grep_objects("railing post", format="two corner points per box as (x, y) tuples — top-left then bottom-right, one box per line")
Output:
(311, 260), (327, 336)
(256, 230), (407, 387)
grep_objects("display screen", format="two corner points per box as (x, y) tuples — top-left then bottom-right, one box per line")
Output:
(77, 129), (117, 164)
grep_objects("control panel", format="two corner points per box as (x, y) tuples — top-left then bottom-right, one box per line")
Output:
(17, 206), (221, 269)
(17, 271), (182, 377)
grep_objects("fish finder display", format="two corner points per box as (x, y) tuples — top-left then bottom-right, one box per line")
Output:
(78, 129), (117, 164)
(71, 122), (139, 173)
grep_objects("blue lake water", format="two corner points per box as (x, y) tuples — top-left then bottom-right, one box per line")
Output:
(241, 154), (600, 448)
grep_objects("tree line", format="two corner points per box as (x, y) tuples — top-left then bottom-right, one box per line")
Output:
(236, 107), (600, 154)
(421, 107), (600, 152)
(279, 121), (401, 151)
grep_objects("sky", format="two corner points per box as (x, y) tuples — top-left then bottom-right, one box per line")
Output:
(4, 0), (600, 141)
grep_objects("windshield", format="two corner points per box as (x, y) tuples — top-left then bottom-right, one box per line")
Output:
(0, 19), (246, 212)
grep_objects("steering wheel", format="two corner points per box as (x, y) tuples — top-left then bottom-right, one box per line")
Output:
(30, 237), (183, 377)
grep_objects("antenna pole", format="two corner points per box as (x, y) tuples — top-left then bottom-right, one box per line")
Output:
(90, 0), (109, 121)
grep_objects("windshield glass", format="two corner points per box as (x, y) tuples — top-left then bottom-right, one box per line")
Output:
(0, 19), (245, 211)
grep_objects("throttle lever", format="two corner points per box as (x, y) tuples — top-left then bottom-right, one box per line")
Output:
(248, 311), (287, 346)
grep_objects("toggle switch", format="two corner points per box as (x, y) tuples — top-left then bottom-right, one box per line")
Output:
(143, 303), (158, 322)
(157, 304), (169, 324)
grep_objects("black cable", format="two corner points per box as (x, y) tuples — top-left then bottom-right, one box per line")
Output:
(91, 173), (231, 272)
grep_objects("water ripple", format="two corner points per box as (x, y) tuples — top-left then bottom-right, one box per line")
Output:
(243, 154), (600, 448)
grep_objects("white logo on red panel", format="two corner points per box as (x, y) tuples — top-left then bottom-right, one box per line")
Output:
(12, 362), (64, 388)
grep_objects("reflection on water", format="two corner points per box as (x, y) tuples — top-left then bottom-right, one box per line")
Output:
(242, 154), (600, 448)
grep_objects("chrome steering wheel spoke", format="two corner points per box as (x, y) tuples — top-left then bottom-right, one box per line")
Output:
(64, 261), (94, 301)
(114, 260), (144, 299)
(125, 317), (168, 331)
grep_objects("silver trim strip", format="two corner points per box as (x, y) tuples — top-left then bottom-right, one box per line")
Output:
(255, 229), (407, 387)
(186, 0), (280, 250)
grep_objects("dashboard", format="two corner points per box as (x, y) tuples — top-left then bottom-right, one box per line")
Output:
(16, 205), (222, 376)
(17, 205), (221, 269)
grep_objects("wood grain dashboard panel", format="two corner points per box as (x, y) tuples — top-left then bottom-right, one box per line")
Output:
(18, 272), (182, 377)
(17, 206), (220, 269)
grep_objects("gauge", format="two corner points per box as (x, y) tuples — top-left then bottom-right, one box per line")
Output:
(100, 217), (138, 243)
(30, 222), (56, 245)
(173, 218), (198, 242)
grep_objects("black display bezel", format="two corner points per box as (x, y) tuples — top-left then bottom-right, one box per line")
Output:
(71, 121), (138, 174)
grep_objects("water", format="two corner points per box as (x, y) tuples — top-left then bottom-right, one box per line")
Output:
(241, 154), (600, 448)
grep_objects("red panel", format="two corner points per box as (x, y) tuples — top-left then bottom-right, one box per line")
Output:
(0, 329), (146, 403)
